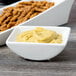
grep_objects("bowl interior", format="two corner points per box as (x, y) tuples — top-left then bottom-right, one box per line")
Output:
(6, 26), (71, 45)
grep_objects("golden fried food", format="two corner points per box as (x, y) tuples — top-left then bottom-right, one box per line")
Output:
(29, 12), (39, 18)
(7, 22), (16, 28)
(0, 1), (55, 32)
(0, 24), (8, 31)
(3, 16), (12, 24)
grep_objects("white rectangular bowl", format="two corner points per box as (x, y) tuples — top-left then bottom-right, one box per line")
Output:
(6, 26), (71, 60)
(0, 0), (74, 45)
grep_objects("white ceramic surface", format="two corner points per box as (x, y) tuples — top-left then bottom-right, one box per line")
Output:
(6, 26), (71, 60)
(0, 0), (74, 45)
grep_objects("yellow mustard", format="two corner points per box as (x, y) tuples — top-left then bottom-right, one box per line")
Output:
(16, 27), (62, 43)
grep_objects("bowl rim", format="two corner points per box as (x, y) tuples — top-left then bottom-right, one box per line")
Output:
(6, 26), (71, 46)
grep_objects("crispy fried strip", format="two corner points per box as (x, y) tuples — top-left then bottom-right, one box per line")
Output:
(3, 16), (12, 24)
(49, 2), (55, 7)
(24, 8), (35, 19)
(7, 22), (16, 28)
(18, 1), (33, 5)
(0, 15), (8, 23)
(16, 4), (25, 8)
(4, 7), (14, 11)
(45, 2), (54, 8)
(3, 7), (14, 14)
(0, 24), (8, 31)
(15, 18), (25, 25)
(10, 12), (21, 22)
(18, 6), (32, 19)
(12, 9), (18, 15)
(15, 8), (34, 25)
(35, 7), (45, 12)
(29, 12), (39, 18)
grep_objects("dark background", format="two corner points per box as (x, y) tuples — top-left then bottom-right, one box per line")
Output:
(0, 0), (20, 5)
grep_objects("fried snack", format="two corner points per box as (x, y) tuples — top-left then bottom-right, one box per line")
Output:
(35, 7), (46, 12)
(4, 7), (14, 11)
(3, 16), (12, 24)
(3, 7), (14, 14)
(24, 8), (35, 18)
(7, 22), (16, 28)
(10, 12), (21, 22)
(18, 6), (32, 19)
(13, 9), (18, 15)
(29, 12), (39, 18)
(15, 8), (34, 25)
(0, 14), (9, 23)
(0, 1), (55, 32)
(0, 24), (8, 31)
(0, 13), (5, 18)
(45, 2), (54, 8)
(18, 10), (26, 19)
(18, 1), (33, 5)
(15, 17), (27, 25)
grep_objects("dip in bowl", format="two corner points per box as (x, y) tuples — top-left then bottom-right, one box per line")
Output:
(6, 26), (71, 61)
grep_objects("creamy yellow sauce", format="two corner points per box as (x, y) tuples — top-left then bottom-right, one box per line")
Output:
(16, 27), (62, 43)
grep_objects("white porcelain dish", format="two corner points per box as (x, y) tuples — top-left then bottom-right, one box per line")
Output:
(6, 26), (71, 61)
(0, 0), (74, 45)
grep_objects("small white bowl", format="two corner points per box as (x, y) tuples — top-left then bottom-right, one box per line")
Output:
(6, 26), (71, 61)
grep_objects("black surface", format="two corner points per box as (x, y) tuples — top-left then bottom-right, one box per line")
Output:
(0, 0), (20, 5)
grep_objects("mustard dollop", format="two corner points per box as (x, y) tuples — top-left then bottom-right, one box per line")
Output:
(16, 27), (62, 43)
